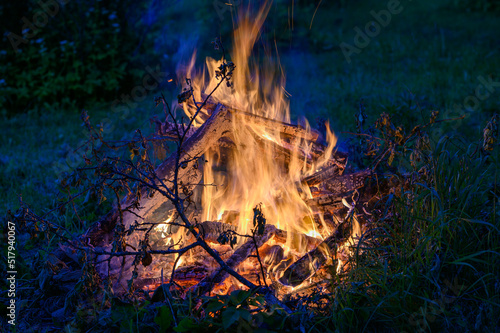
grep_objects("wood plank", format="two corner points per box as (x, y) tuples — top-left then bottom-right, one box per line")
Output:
(187, 95), (319, 142)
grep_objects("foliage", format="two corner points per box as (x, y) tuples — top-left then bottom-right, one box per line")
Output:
(0, 0), (158, 114)
(325, 133), (500, 332)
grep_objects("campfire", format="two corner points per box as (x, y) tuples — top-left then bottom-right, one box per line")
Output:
(84, 5), (385, 300)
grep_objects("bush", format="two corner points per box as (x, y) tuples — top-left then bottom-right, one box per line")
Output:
(0, 0), (158, 114)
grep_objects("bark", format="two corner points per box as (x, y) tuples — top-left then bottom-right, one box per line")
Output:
(321, 169), (372, 194)
(85, 104), (232, 246)
(279, 222), (352, 287)
(190, 224), (277, 296)
(305, 194), (346, 214)
(301, 154), (348, 186)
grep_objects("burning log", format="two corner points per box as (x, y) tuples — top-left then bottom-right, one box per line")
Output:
(191, 224), (277, 296)
(321, 168), (372, 194)
(279, 222), (352, 287)
(136, 220), (325, 292)
(171, 265), (211, 287)
(306, 169), (372, 212)
(272, 227), (322, 251)
(278, 173), (414, 287)
(261, 245), (284, 266)
(255, 134), (348, 170)
(195, 221), (238, 242)
(187, 95), (319, 142)
(195, 220), (322, 250)
(305, 194), (345, 214)
(232, 109), (319, 142)
(86, 104), (232, 246)
(301, 158), (348, 186)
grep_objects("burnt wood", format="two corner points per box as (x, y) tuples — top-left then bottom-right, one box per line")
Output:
(190, 224), (277, 296)
(279, 222), (352, 287)
(85, 104), (232, 246)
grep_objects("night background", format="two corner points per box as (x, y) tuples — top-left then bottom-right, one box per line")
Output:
(1, 0), (499, 332)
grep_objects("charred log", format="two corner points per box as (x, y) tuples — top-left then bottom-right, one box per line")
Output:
(321, 169), (372, 194)
(195, 220), (322, 250)
(305, 194), (345, 214)
(85, 104), (232, 247)
(190, 224), (277, 296)
(301, 155), (348, 186)
(278, 222), (352, 287)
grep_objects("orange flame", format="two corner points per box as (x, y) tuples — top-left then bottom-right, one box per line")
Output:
(177, 3), (338, 253)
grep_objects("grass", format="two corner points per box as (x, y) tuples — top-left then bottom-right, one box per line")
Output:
(1, 0), (499, 331)
(323, 136), (500, 332)
(283, 0), (500, 136)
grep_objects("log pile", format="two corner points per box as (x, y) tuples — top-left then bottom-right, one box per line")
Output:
(85, 97), (404, 298)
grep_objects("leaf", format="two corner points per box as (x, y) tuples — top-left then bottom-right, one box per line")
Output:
(83, 189), (92, 204)
(177, 89), (193, 104)
(154, 306), (173, 333)
(221, 307), (241, 330)
(154, 143), (167, 160)
(205, 300), (225, 314)
(229, 289), (251, 306)
(130, 147), (139, 160)
(222, 307), (251, 330)
(141, 252), (152, 267)
(173, 317), (198, 332)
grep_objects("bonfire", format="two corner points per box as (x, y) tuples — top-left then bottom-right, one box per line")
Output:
(78, 4), (398, 303)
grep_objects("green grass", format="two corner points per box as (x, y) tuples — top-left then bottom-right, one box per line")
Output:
(0, 102), (159, 215)
(283, 0), (500, 136)
(320, 137), (500, 332)
(1, 0), (499, 331)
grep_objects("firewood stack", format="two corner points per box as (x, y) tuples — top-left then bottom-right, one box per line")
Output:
(85, 97), (403, 298)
